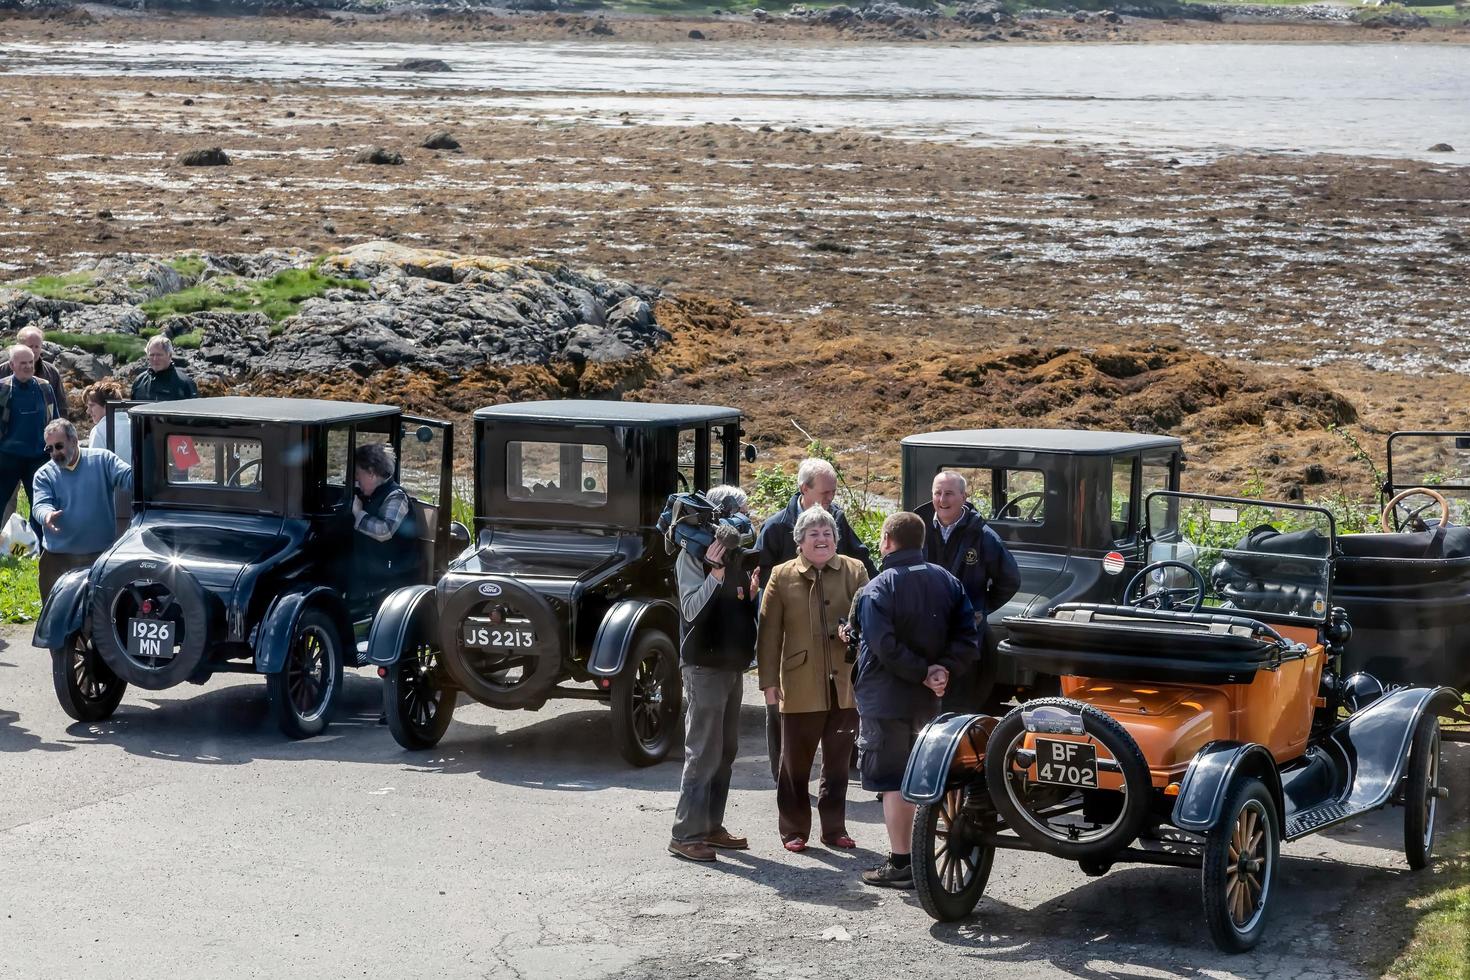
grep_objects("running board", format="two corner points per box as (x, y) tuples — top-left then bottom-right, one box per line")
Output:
(1284, 800), (1361, 840)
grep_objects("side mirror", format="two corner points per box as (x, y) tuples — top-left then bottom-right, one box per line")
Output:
(743, 443), (757, 464)
(449, 521), (471, 549)
(415, 425), (435, 444)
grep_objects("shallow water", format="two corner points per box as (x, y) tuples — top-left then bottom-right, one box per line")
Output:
(3, 39), (1467, 159)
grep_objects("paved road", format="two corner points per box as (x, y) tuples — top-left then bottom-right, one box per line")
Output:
(2, 626), (1464, 980)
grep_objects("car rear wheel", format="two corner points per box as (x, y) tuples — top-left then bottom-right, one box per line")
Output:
(1404, 712), (1441, 871)
(385, 631), (456, 751)
(51, 634), (127, 723)
(1201, 776), (1278, 953)
(983, 697), (1152, 860)
(267, 609), (343, 740)
(912, 787), (994, 922)
(610, 631), (680, 767)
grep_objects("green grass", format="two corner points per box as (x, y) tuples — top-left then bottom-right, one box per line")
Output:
(172, 331), (202, 351)
(167, 255), (206, 280)
(0, 554), (40, 624)
(42, 331), (148, 363)
(1385, 828), (1470, 980)
(140, 268), (370, 326)
(14, 271), (102, 304)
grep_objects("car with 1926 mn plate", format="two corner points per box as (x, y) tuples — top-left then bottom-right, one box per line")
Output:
(901, 489), (1466, 952)
(367, 399), (753, 766)
(35, 397), (456, 738)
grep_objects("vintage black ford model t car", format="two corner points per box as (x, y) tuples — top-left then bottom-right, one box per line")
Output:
(901, 490), (1465, 952)
(35, 397), (454, 738)
(900, 429), (1184, 706)
(368, 399), (750, 766)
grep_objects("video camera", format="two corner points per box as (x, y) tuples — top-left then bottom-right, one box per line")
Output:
(656, 491), (757, 576)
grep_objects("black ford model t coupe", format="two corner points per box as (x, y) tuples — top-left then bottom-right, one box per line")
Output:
(35, 397), (455, 738)
(368, 399), (750, 766)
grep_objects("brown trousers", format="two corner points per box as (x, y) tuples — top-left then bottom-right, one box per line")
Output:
(776, 704), (859, 842)
(39, 550), (101, 598)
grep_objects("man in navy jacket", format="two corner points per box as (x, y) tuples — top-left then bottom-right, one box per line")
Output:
(913, 470), (1020, 711)
(853, 511), (978, 888)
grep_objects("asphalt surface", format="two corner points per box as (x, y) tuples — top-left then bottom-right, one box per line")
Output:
(2, 624), (1465, 980)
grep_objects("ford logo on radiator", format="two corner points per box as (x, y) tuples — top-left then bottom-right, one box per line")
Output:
(478, 583), (503, 597)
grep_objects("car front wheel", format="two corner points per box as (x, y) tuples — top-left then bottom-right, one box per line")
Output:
(1404, 712), (1441, 871)
(51, 634), (127, 722)
(610, 631), (680, 767)
(267, 609), (344, 740)
(384, 632), (456, 750)
(1201, 775), (1278, 953)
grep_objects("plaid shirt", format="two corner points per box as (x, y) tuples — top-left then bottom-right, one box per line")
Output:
(356, 487), (411, 542)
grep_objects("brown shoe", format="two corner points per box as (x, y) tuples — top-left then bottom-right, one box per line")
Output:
(705, 828), (749, 850)
(669, 839), (718, 862)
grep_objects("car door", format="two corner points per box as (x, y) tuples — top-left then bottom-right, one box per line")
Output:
(396, 415), (455, 579)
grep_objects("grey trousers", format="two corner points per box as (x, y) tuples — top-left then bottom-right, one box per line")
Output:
(671, 664), (743, 843)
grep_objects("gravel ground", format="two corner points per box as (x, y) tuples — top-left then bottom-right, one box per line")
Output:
(1, 624), (1465, 979)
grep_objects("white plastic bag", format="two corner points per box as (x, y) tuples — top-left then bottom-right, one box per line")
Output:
(1, 512), (38, 558)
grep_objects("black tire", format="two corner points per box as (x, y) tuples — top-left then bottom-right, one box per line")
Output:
(384, 629), (457, 751)
(437, 578), (563, 709)
(610, 631), (680, 767)
(1201, 776), (1278, 954)
(89, 559), (211, 690)
(983, 697), (1152, 860)
(51, 634), (127, 723)
(1404, 712), (1441, 871)
(267, 608), (344, 739)
(912, 787), (994, 922)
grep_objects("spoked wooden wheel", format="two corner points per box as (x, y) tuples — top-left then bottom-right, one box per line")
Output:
(51, 634), (127, 722)
(610, 632), (680, 767)
(912, 787), (994, 922)
(1202, 776), (1278, 953)
(1404, 712), (1442, 870)
(267, 609), (343, 740)
(385, 638), (456, 750)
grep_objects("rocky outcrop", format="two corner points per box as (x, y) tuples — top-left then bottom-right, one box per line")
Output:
(176, 147), (232, 166)
(0, 242), (669, 388)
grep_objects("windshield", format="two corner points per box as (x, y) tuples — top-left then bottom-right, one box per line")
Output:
(1145, 492), (1336, 624)
(1386, 432), (1470, 521)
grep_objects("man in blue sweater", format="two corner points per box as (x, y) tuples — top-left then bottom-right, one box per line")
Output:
(32, 419), (132, 596)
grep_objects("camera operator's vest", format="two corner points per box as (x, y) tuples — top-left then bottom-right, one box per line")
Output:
(358, 479), (421, 594)
(680, 568), (757, 671)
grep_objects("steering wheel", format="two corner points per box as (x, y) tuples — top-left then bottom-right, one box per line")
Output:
(226, 458), (262, 488)
(993, 491), (1045, 522)
(675, 470), (690, 492)
(1382, 486), (1450, 533)
(1125, 560), (1206, 613)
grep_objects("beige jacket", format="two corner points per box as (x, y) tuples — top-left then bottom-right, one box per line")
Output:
(757, 553), (869, 714)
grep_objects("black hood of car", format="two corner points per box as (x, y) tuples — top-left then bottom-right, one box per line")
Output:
(446, 527), (635, 599)
(104, 511), (290, 594)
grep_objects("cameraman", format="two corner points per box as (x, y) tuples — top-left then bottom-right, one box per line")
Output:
(853, 512), (978, 889)
(669, 485), (759, 864)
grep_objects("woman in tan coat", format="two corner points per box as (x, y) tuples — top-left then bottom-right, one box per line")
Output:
(757, 506), (870, 851)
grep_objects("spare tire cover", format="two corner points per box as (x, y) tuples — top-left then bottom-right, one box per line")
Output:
(438, 577), (563, 709)
(90, 558), (211, 690)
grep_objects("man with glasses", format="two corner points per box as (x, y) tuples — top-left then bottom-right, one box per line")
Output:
(0, 344), (63, 547)
(32, 419), (132, 596)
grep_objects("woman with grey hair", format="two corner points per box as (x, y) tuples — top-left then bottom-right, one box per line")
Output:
(756, 505), (870, 851)
(352, 442), (420, 597)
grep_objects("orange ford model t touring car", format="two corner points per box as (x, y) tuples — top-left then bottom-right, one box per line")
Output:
(900, 490), (1466, 953)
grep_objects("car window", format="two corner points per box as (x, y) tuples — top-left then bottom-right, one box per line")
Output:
(1142, 452), (1173, 497)
(995, 469), (1045, 524)
(1111, 455), (1136, 541)
(325, 425), (350, 489)
(166, 434), (264, 491)
(677, 427), (698, 491)
(397, 422), (443, 504)
(937, 467), (994, 518)
(507, 440), (608, 507)
(709, 424), (728, 488)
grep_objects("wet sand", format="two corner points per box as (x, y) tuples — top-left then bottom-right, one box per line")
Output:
(3, 51), (1469, 498)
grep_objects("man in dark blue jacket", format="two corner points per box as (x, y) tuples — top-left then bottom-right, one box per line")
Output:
(913, 470), (1021, 712)
(852, 511), (978, 888)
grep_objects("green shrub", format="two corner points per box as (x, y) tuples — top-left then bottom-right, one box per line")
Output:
(141, 268), (370, 323)
(167, 255), (206, 280)
(42, 331), (148, 363)
(171, 331), (203, 350)
(14, 271), (101, 303)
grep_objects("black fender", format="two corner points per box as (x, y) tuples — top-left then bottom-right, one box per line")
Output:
(901, 713), (993, 805)
(33, 566), (93, 650)
(588, 598), (678, 678)
(1324, 685), (1462, 815)
(1173, 741), (1284, 832)
(366, 585), (438, 668)
(254, 587), (353, 675)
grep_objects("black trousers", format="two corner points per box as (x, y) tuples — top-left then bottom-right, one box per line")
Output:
(776, 705), (859, 842)
(0, 451), (46, 544)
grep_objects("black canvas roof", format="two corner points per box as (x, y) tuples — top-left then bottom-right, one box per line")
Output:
(902, 428), (1181, 455)
(474, 400), (741, 427)
(129, 397), (398, 425)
